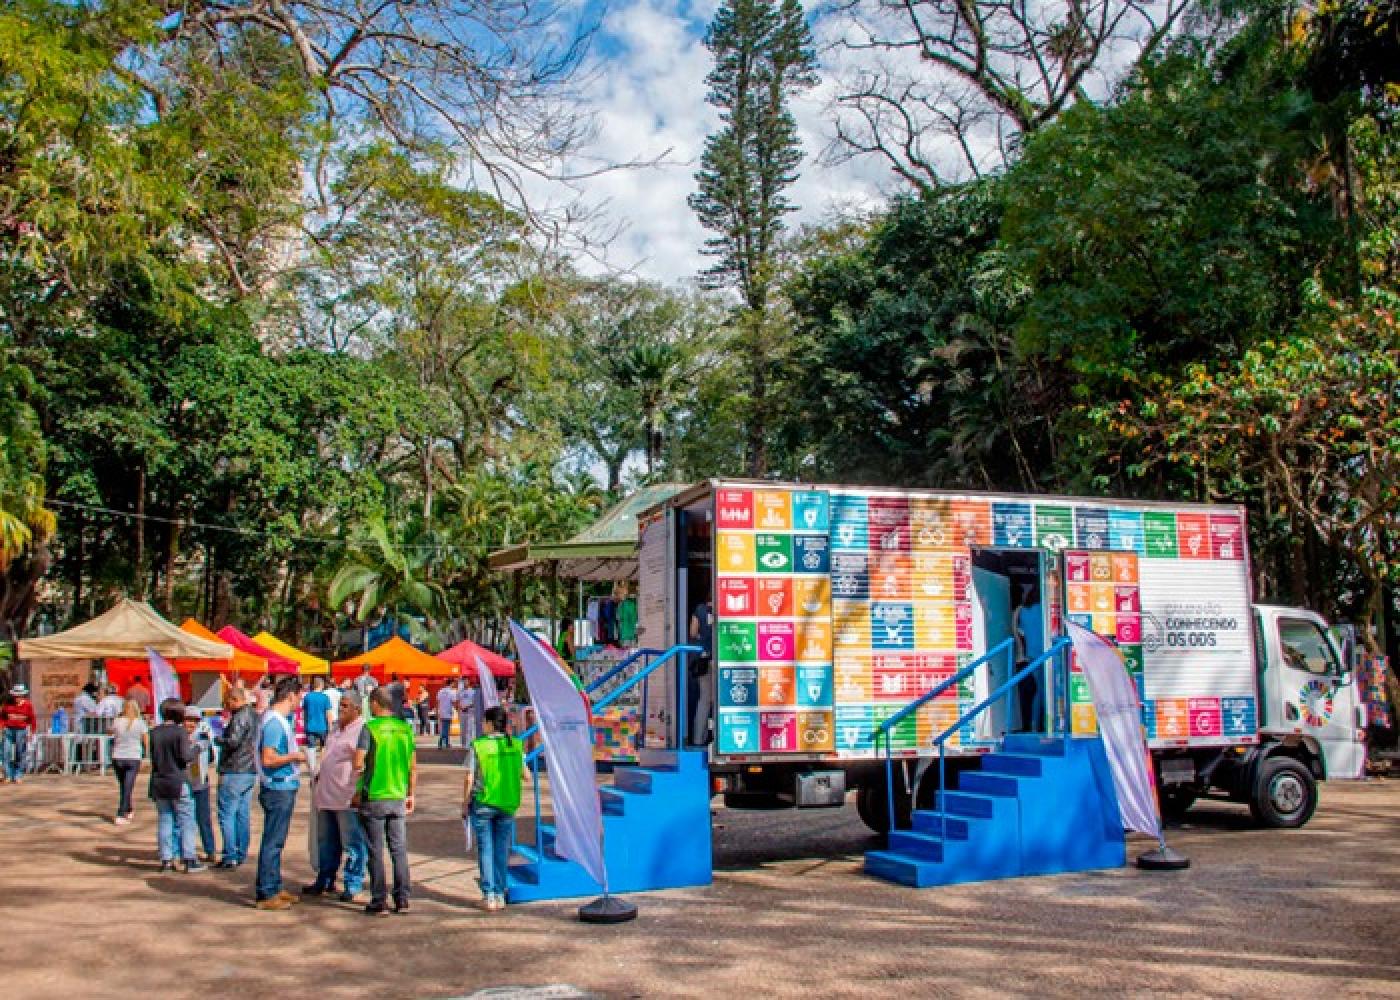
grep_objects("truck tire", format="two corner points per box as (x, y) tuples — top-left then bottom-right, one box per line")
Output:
(856, 781), (910, 834)
(1249, 756), (1317, 828)
(1159, 787), (1197, 821)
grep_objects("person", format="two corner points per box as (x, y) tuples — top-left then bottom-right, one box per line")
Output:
(126, 676), (152, 717)
(354, 686), (416, 916)
(301, 677), (332, 749)
(456, 679), (478, 748)
(688, 599), (714, 746)
(324, 678), (342, 720)
(353, 664), (378, 702)
(183, 707), (217, 862)
(148, 698), (200, 872)
(385, 673), (406, 717)
(1012, 583), (1044, 733)
(413, 687), (430, 736)
(109, 699), (148, 823)
(215, 685), (257, 869)
(253, 677), (273, 715)
(96, 684), (124, 720)
(1, 684), (37, 783)
(303, 691), (368, 902)
(436, 680), (457, 749)
(254, 676), (305, 910)
(555, 618), (575, 662)
(74, 682), (100, 734)
(462, 705), (522, 912)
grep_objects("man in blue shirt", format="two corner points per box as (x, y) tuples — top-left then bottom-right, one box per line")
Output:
(254, 676), (305, 911)
(301, 677), (332, 749)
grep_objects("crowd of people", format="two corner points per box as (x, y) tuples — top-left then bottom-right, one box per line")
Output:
(2, 668), (523, 916)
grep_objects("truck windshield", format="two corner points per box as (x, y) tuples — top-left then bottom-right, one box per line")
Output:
(1277, 618), (1342, 676)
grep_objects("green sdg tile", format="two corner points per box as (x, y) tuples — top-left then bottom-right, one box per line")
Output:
(1070, 675), (1092, 703)
(755, 533), (794, 574)
(1121, 645), (1144, 673)
(1143, 511), (1178, 558)
(1034, 505), (1073, 550)
(718, 621), (758, 662)
(957, 677), (975, 698)
(872, 709), (918, 747)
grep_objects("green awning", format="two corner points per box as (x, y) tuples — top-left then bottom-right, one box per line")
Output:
(488, 483), (689, 581)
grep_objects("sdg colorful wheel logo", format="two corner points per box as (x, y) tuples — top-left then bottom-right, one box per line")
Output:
(1299, 678), (1334, 727)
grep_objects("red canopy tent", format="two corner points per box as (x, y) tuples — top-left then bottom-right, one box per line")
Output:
(437, 639), (516, 681)
(106, 618), (261, 697)
(217, 625), (298, 674)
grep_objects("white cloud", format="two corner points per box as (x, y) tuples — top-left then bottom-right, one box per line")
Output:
(559, 0), (894, 285)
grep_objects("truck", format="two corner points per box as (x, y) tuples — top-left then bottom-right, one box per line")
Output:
(632, 480), (1367, 831)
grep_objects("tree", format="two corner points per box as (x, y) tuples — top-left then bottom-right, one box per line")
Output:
(831, 0), (1195, 188)
(328, 516), (450, 633)
(690, 0), (818, 476)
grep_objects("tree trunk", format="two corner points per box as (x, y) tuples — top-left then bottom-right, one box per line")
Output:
(134, 462), (146, 599)
(163, 513), (180, 613)
(72, 512), (86, 625)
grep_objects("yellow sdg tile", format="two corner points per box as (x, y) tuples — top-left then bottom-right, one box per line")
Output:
(914, 604), (955, 649)
(1089, 583), (1116, 614)
(795, 620), (833, 662)
(832, 601), (871, 646)
(717, 532), (757, 574)
(1089, 552), (1114, 582)
(1072, 703), (1099, 735)
(793, 577), (831, 617)
(754, 489), (793, 531)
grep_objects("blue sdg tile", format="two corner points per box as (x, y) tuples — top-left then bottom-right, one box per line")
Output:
(793, 534), (830, 575)
(871, 602), (914, 650)
(1221, 697), (1257, 737)
(835, 706), (875, 751)
(830, 495), (869, 550)
(796, 665), (833, 707)
(1074, 507), (1111, 550)
(1108, 510), (1145, 554)
(831, 552), (869, 600)
(992, 502), (1033, 548)
(791, 491), (830, 532)
(718, 666), (759, 709)
(718, 711), (761, 754)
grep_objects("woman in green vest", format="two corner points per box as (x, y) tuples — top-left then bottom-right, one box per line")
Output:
(461, 705), (523, 912)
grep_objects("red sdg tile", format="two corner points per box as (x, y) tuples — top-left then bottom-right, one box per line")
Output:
(716, 489), (754, 530)
(1210, 514), (1244, 560)
(717, 577), (756, 618)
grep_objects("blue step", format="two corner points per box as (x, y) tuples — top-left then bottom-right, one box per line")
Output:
(866, 736), (1126, 890)
(887, 830), (945, 861)
(959, 772), (1020, 797)
(978, 753), (1045, 777)
(508, 748), (713, 903)
(909, 811), (971, 840)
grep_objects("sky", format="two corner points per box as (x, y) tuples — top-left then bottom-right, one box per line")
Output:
(554, 0), (897, 285)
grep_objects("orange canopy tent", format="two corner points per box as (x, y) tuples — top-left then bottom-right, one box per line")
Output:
(332, 636), (461, 684)
(106, 619), (264, 696)
(437, 639), (516, 680)
(217, 625), (298, 674)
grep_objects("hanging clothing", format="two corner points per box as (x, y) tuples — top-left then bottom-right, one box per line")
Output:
(617, 597), (638, 644)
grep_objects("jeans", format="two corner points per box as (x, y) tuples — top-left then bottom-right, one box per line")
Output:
(304, 731), (326, 749)
(314, 808), (367, 894)
(470, 802), (515, 899)
(217, 773), (256, 864)
(255, 786), (298, 900)
(688, 660), (712, 746)
(155, 788), (196, 862)
(359, 799), (409, 907)
(2, 728), (28, 781)
(438, 714), (452, 749)
(191, 786), (216, 857)
(112, 759), (140, 816)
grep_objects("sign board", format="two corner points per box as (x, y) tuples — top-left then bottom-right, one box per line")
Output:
(28, 658), (92, 726)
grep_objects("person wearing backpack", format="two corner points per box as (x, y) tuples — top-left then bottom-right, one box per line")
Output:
(353, 686), (417, 917)
(461, 705), (522, 912)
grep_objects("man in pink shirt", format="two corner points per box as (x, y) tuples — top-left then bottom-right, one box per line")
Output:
(303, 691), (368, 901)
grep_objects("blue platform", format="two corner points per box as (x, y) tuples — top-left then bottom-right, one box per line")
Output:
(865, 735), (1126, 888)
(508, 747), (713, 902)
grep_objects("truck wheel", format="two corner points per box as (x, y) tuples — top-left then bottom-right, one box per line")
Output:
(856, 780), (910, 834)
(1249, 757), (1317, 828)
(1159, 787), (1197, 821)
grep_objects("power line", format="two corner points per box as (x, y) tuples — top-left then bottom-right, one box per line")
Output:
(45, 498), (512, 553)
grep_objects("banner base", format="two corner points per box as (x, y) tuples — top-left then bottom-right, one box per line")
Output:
(1136, 846), (1191, 871)
(578, 895), (638, 924)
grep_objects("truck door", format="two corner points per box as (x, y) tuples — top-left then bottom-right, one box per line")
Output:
(1273, 614), (1366, 779)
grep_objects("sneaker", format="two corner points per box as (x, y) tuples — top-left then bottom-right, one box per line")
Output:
(183, 859), (206, 873)
(113, 816), (129, 826)
(338, 889), (360, 903)
(158, 861), (176, 873)
(489, 894), (506, 912)
(363, 903), (390, 917)
(215, 860), (238, 870)
(275, 890), (301, 905)
(256, 896), (293, 911)
(301, 884), (328, 897)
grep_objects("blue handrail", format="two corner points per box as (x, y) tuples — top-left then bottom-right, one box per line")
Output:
(922, 636), (1072, 837)
(875, 638), (1015, 834)
(517, 647), (662, 746)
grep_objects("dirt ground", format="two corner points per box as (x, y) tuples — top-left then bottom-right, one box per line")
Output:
(1, 750), (1397, 999)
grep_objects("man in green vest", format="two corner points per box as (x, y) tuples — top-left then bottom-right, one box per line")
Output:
(354, 686), (417, 917)
(461, 705), (523, 912)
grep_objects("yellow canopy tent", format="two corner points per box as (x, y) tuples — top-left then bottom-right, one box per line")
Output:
(253, 631), (330, 676)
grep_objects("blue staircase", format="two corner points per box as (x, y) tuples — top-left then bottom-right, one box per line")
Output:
(865, 734), (1126, 887)
(508, 747), (713, 902)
